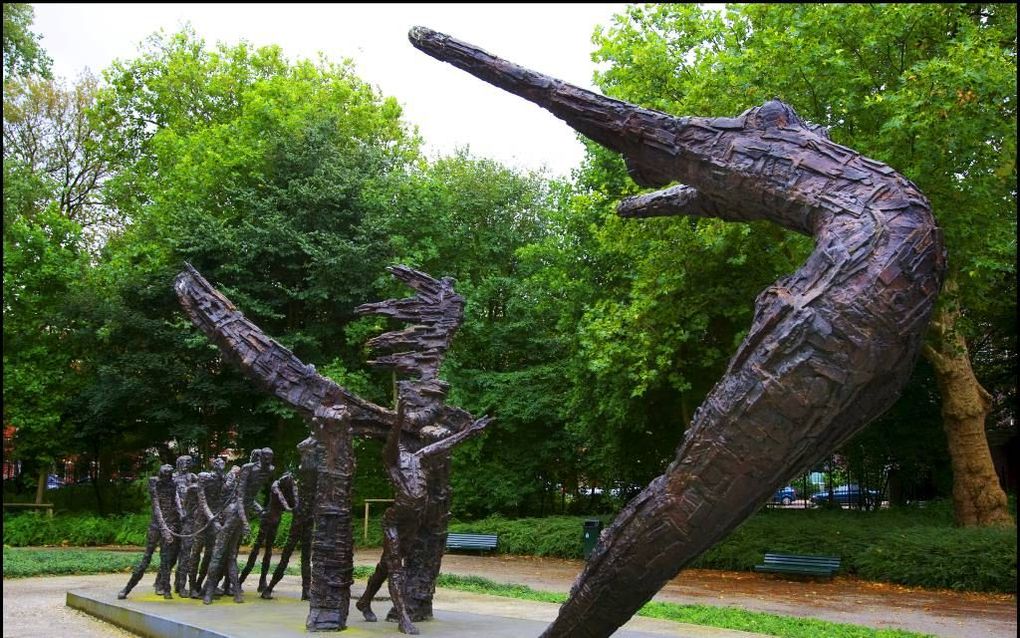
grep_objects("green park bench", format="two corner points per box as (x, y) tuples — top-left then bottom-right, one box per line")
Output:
(754, 552), (841, 578)
(446, 532), (498, 553)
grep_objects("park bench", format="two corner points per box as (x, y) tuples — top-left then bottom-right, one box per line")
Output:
(754, 553), (840, 578)
(2, 502), (54, 517)
(445, 533), (498, 553)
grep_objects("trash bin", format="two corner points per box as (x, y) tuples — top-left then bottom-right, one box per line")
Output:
(582, 519), (603, 560)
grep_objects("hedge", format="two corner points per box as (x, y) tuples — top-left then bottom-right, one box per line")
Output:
(5, 500), (1015, 593)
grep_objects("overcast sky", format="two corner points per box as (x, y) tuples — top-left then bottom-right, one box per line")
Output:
(32, 3), (632, 178)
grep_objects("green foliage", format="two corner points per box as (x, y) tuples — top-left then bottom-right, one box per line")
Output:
(2, 3), (51, 79)
(638, 602), (930, 638)
(2, 512), (151, 546)
(3, 181), (90, 465)
(2, 548), (147, 578)
(579, 1), (1016, 500)
(446, 506), (1015, 593)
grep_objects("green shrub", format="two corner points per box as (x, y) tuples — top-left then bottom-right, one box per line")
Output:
(6, 500), (1014, 593)
(856, 526), (1016, 593)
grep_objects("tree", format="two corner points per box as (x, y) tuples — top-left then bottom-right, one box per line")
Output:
(590, 3), (1015, 526)
(2, 3), (51, 80)
(2, 161), (89, 486)
(77, 28), (419, 471)
(4, 72), (117, 247)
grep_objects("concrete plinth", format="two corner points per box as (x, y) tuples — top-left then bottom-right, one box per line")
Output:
(67, 578), (765, 638)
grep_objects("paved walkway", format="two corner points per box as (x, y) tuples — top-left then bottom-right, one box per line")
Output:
(5, 547), (1016, 638)
(408, 550), (1016, 638)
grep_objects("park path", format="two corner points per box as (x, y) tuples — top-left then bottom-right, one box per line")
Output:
(11, 546), (1015, 638)
(355, 549), (1017, 638)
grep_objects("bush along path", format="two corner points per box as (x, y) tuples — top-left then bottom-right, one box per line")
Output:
(4, 503), (1016, 593)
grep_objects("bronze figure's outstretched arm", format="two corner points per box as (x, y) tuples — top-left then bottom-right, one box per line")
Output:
(409, 27), (946, 638)
(174, 264), (393, 439)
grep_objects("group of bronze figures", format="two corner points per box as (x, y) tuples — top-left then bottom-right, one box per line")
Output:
(118, 448), (304, 604)
(165, 264), (490, 633)
(123, 25), (945, 638)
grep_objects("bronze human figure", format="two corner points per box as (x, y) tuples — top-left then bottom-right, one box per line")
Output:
(190, 457), (228, 595)
(118, 464), (181, 600)
(262, 437), (316, 601)
(175, 264), (491, 629)
(240, 471), (297, 592)
(202, 448), (275, 604)
(409, 27), (946, 638)
(176, 471), (216, 597)
(353, 268), (490, 633)
(356, 397), (488, 634)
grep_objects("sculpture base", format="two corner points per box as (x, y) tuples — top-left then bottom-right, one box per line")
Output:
(66, 580), (759, 637)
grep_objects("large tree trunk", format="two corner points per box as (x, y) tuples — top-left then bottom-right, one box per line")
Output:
(924, 282), (1012, 527)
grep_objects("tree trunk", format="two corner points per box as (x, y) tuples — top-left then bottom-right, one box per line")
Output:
(35, 468), (47, 504)
(924, 283), (1012, 527)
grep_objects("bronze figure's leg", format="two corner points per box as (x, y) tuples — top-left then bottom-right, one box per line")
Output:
(356, 560), (388, 622)
(261, 528), (298, 599)
(239, 522), (267, 586)
(118, 524), (160, 599)
(306, 415), (355, 632)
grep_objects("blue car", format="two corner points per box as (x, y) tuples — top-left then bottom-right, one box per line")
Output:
(771, 486), (797, 505)
(810, 485), (880, 506)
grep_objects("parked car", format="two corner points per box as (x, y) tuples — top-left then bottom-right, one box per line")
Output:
(771, 486), (797, 505)
(810, 485), (880, 506)
(45, 474), (64, 490)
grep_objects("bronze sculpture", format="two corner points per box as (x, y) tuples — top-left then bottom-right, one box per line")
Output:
(176, 470), (217, 598)
(118, 464), (181, 600)
(409, 27), (946, 638)
(190, 457), (228, 596)
(353, 269), (490, 634)
(261, 437), (316, 601)
(240, 470), (297, 592)
(174, 264), (490, 630)
(202, 448), (275, 604)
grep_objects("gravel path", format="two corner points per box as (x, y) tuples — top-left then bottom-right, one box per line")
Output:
(5, 548), (1015, 638)
(408, 550), (1016, 638)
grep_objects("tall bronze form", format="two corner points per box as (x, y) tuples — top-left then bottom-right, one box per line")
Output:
(353, 268), (490, 634)
(190, 457), (228, 595)
(174, 264), (490, 631)
(409, 27), (947, 638)
(202, 448), (274, 604)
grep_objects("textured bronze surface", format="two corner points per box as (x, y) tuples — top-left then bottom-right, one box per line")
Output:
(175, 265), (490, 632)
(409, 27), (947, 638)
(262, 439), (316, 601)
(240, 471), (296, 592)
(118, 465), (181, 600)
(354, 268), (490, 635)
(201, 449), (274, 605)
(190, 458), (228, 595)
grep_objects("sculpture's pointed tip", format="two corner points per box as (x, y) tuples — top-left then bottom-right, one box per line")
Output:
(408, 26), (438, 47)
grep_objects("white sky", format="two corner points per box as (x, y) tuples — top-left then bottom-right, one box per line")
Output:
(32, 3), (632, 178)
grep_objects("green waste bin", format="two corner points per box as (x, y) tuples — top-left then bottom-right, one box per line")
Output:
(582, 519), (603, 560)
